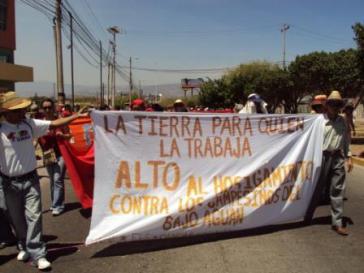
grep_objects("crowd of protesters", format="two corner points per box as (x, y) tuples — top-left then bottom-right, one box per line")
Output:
(0, 89), (358, 271)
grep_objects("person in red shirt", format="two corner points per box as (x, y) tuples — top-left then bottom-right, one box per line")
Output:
(38, 98), (71, 216)
(61, 104), (73, 117)
(131, 99), (146, 111)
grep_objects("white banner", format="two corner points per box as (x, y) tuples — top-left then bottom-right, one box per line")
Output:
(86, 112), (324, 245)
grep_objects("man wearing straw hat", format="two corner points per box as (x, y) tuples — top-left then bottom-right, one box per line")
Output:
(306, 90), (353, 236)
(0, 92), (88, 270)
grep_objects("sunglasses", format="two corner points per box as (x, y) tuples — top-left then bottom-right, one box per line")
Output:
(326, 101), (343, 108)
(10, 108), (26, 113)
(42, 106), (53, 110)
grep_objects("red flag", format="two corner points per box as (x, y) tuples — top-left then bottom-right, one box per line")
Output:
(58, 117), (95, 209)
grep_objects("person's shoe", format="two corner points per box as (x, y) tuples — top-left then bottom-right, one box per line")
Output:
(17, 250), (30, 261)
(332, 226), (349, 236)
(52, 208), (64, 216)
(37, 258), (52, 270)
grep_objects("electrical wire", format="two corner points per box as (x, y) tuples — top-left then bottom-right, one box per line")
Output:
(81, 0), (108, 39)
(290, 24), (351, 45)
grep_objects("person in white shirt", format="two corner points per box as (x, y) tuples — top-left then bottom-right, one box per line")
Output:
(0, 92), (88, 270)
(239, 93), (268, 114)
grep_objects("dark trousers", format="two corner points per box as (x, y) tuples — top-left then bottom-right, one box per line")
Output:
(305, 151), (346, 227)
(0, 209), (16, 244)
(0, 178), (16, 244)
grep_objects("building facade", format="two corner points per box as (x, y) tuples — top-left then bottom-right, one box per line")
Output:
(0, 0), (33, 92)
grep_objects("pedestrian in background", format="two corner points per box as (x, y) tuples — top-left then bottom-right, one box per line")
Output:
(0, 144), (16, 249)
(311, 94), (327, 114)
(173, 99), (188, 112)
(38, 98), (70, 216)
(131, 98), (146, 111)
(239, 93), (268, 114)
(342, 101), (356, 143)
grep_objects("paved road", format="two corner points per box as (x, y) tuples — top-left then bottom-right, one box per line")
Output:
(1, 165), (364, 273)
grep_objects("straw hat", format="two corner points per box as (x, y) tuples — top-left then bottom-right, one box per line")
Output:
(0, 91), (32, 111)
(311, 94), (327, 106)
(327, 90), (343, 101)
(326, 90), (344, 107)
(174, 99), (184, 105)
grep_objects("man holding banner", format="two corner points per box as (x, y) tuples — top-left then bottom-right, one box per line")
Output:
(305, 90), (353, 236)
(323, 91), (353, 235)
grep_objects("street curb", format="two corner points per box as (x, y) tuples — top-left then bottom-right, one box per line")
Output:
(353, 156), (364, 167)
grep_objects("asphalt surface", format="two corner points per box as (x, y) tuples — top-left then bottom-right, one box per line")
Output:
(1, 165), (364, 273)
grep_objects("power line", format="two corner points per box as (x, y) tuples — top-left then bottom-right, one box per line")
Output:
(127, 24), (280, 36)
(81, 0), (108, 39)
(290, 24), (350, 44)
(18, 0), (54, 20)
(118, 66), (233, 73)
(20, 0), (129, 86)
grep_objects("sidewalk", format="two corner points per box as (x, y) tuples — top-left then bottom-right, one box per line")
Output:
(351, 144), (364, 167)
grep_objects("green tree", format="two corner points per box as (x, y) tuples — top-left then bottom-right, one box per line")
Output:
(199, 61), (293, 112)
(329, 49), (361, 98)
(199, 78), (230, 109)
(289, 51), (334, 94)
(224, 61), (293, 112)
(352, 22), (364, 105)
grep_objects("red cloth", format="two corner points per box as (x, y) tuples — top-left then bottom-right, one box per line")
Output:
(57, 117), (95, 209)
(58, 140), (94, 209)
(58, 140), (95, 209)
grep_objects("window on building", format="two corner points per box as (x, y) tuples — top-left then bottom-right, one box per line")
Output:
(0, 0), (7, 31)
(0, 49), (11, 63)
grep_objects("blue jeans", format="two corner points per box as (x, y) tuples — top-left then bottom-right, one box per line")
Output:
(2, 172), (47, 260)
(46, 156), (66, 211)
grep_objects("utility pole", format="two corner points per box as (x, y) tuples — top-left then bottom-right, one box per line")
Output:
(281, 23), (290, 70)
(107, 61), (111, 106)
(53, 83), (56, 99)
(107, 26), (120, 109)
(129, 56), (133, 105)
(69, 11), (75, 110)
(52, 23), (59, 98)
(99, 40), (103, 106)
(55, 0), (65, 104)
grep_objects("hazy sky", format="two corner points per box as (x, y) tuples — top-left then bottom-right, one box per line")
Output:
(15, 0), (363, 88)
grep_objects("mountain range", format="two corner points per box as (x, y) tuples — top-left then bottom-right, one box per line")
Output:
(15, 81), (188, 99)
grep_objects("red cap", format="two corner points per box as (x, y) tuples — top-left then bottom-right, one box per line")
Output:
(132, 99), (145, 106)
